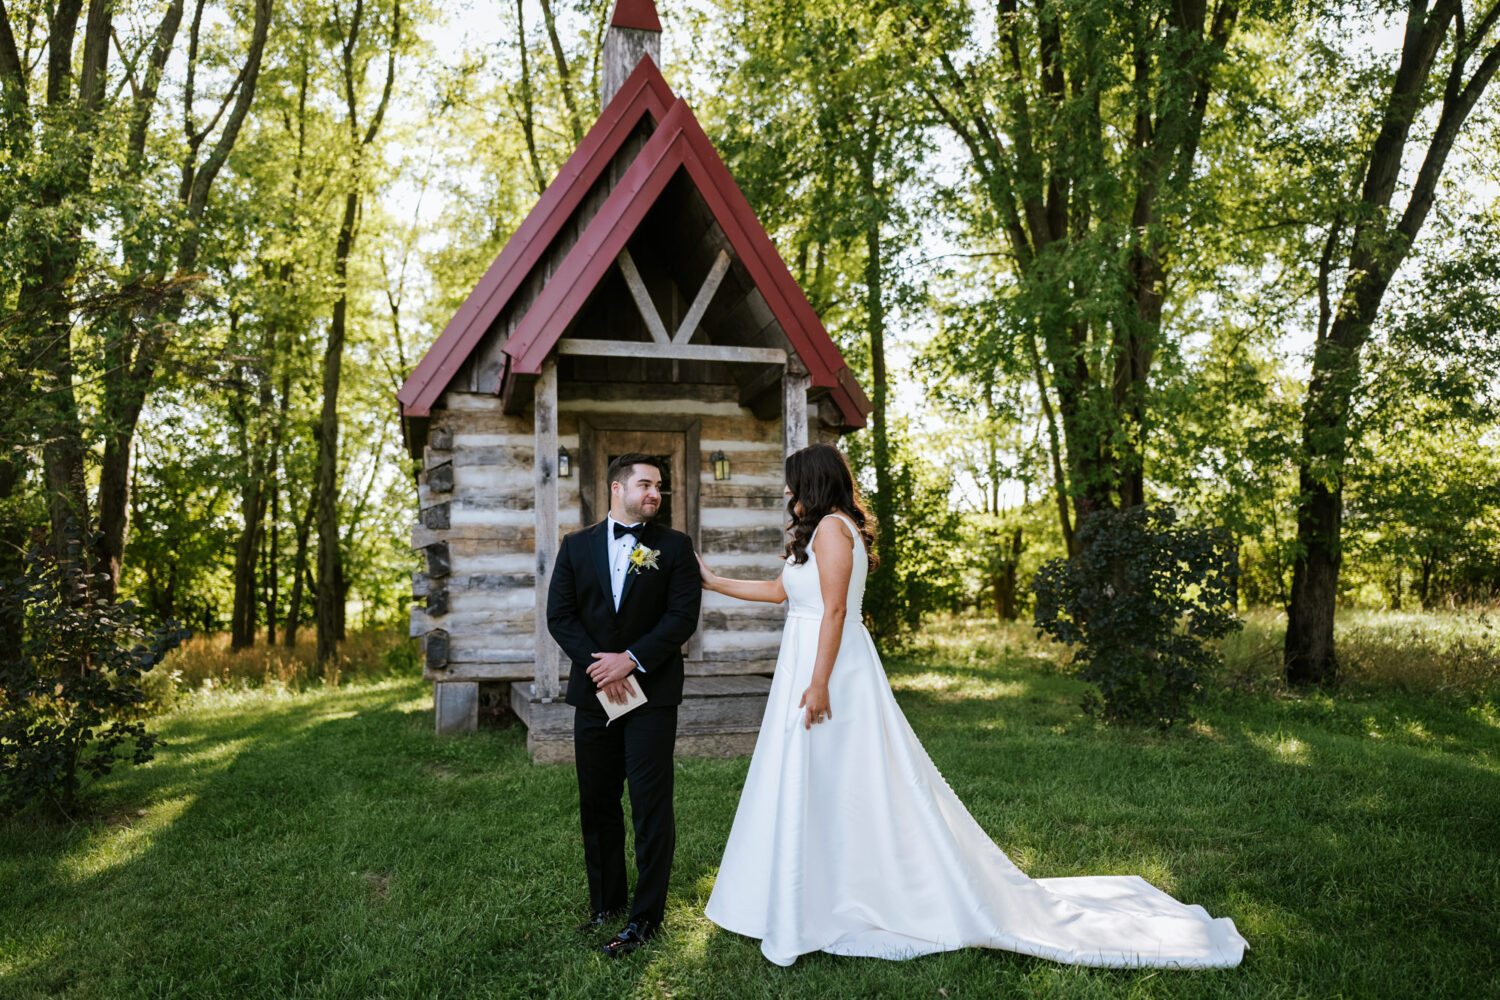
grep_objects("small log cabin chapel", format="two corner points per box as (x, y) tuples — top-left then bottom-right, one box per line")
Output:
(396, 0), (871, 761)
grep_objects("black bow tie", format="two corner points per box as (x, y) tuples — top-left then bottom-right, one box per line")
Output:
(613, 522), (643, 539)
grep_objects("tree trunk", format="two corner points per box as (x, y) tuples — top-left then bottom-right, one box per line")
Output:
(1226, 536), (1240, 611)
(1023, 328), (1076, 556)
(311, 0), (398, 664)
(538, 0), (581, 143)
(856, 122), (897, 626)
(0, 456), (24, 664)
(315, 191), (358, 668)
(230, 306), (279, 649)
(266, 479), (279, 645)
(92, 0), (270, 600)
(515, 0), (547, 195)
(1285, 472), (1341, 685)
(1283, 9), (1500, 685)
(36, 290), (92, 555)
(284, 487), (317, 649)
(230, 486), (264, 648)
(996, 524), (1023, 620)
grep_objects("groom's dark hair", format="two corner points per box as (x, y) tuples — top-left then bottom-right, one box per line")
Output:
(608, 452), (662, 488)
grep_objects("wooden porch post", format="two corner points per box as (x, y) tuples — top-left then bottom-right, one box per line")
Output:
(783, 358), (809, 458)
(533, 356), (561, 702)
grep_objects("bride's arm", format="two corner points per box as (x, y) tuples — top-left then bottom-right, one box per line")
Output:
(800, 517), (854, 729)
(697, 553), (787, 604)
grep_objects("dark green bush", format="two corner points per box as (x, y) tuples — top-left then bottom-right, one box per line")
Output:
(1031, 506), (1241, 728)
(0, 522), (191, 816)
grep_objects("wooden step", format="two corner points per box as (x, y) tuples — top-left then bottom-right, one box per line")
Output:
(510, 676), (771, 763)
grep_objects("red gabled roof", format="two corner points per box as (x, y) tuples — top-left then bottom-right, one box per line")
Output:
(398, 51), (871, 429)
(397, 59), (673, 418)
(504, 98), (870, 428)
(611, 0), (661, 31)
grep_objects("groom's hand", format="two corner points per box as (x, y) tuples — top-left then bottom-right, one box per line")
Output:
(599, 677), (634, 706)
(587, 651), (636, 688)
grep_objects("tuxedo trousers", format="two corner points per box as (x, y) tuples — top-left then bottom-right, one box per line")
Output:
(574, 703), (677, 926)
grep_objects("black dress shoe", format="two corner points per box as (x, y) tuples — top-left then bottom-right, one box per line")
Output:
(600, 919), (656, 957)
(576, 908), (624, 933)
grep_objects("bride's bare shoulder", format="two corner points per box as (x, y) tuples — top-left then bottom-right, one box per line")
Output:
(815, 511), (855, 544)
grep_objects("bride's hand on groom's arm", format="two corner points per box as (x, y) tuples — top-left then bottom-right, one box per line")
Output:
(695, 554), (717, 591)
(696, 551), (787, 605)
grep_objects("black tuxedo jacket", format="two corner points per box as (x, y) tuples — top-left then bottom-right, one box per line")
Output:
(546, 519), (701, 710)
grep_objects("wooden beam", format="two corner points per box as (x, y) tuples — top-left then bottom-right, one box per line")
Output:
(558, 338), (786, 366)
(533, 356), (561, 702)
(674, 249), (731, 344)
(784, 359), (809, 458)
(737, 361), (786, 412)
(616, 248), (671, 344)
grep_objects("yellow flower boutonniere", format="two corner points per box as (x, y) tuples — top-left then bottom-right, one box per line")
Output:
(628, 544), (661, 575)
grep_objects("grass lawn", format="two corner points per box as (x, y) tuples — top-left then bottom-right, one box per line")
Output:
(2, 628), (1497, 999)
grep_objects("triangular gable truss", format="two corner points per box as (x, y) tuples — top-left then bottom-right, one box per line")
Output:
(398, 55), (870, 429)
(504, 98), (869, 427)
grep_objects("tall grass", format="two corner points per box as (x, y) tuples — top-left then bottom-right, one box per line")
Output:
(1218, 607), (1500, 699)
(140, 627), (421, 713)
(907, 607), (1500, 702)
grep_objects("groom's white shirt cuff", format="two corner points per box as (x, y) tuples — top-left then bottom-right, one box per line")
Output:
(628, 651), (644, 674)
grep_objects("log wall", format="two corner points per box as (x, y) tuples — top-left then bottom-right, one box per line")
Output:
(413, 384), (790, 684)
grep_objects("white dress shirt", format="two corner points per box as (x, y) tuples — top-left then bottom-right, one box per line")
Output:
(605, 515), (646, 673)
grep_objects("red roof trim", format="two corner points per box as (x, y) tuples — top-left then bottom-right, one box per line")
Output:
(503, 99), (868, 428)
(610, 0), (661, 31)
(396, 58), (674, 417)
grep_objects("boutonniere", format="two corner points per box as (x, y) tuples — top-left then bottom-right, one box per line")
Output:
(628, 544), (661, 575)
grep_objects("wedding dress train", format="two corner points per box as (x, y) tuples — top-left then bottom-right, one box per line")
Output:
(704, 513), (1247, 969)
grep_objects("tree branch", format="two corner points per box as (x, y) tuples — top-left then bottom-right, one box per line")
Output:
(1395, 31), (1500, 246)
(127, 0), (183, 169)
(0, 0), (28, 112)
(361, 0), (398, 147)
(185, 0), (271, 231)
(539, 0), (580, 143)
(46, 0), (83, 105)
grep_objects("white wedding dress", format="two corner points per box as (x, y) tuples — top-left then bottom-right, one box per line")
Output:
(704, 513), (1247, 968)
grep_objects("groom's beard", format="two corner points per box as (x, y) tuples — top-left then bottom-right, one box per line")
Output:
(627, 500), (663, 524)
(622, 497), (659, 523)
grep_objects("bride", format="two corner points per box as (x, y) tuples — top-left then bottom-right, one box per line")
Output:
(697, 443), (1247, 969)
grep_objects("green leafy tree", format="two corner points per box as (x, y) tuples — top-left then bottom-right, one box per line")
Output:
(702, 0), (933, 628)
(907, 0), (1246, 537)
(1269, 4), (1500, 685)
(1345, 217), (1500, 606)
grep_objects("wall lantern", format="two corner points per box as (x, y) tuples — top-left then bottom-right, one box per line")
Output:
(711, 450), (731, 481)
(558, 446), (572, 478)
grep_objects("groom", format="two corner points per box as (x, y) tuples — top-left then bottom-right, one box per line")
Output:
(546, 453), (701, 957)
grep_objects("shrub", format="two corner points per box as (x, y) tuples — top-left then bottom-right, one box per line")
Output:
(0, 522), (191, 816)
(1031, 506), (1241, 727)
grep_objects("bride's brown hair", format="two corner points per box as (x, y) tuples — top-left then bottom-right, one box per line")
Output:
(783, 443), (877, 570)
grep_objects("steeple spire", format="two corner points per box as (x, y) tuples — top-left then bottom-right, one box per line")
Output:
(610, 0), (661, 32)
(601, 0), (662, 104)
